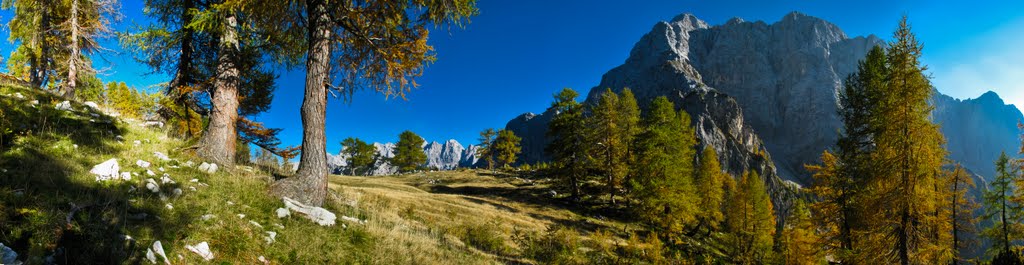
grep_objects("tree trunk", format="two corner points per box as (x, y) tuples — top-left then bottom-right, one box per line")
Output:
(64, 0), (79, 98)
(271, 0), (332, 206)
(168, 0), (195, 91)
(35, 0), (51, 89)
(197, 14), (240, 168)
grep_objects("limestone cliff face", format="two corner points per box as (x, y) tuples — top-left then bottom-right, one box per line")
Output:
(327, 140), (482, 176)
(932, 91), (1023, 179)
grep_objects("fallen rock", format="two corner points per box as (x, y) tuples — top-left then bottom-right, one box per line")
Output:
(84, 101), (99, 109)
(172, 188), (183, 197)
(145, 178), (160, 193)
(120, 172), (132, 181)
(55, 100), (73, 111)
(13, 92), (24, 99)
(165, 203), (173, 210)
(151, 241), (170, 265)
(136, 160), (151, 168)
(198, 162), (218, 174)
(282, 197), (336, 226)
(142, 121), (164, 128)
(249, 220), (263, 228)
(29, 100), (38, 106)
(341, 215), (367, 225)
(1, 243), (21, 265)
(90, 158), (120, 182)
(264, 231), (277, 244)
(160, 174), (174, 184)
(146, 170), (155, 176)
(184, 161), (195, 167)
(275, 208), (290, 218)
(154, 152), (171, 161)
(133, 140), (142, 146)
(185, 242), (214, 261)
(201, 214), (216, 221)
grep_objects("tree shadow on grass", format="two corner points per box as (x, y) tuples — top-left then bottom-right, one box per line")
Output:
(0, 91), (193, 264)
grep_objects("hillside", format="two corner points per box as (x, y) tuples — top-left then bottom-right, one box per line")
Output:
(0, 83), (676, 264)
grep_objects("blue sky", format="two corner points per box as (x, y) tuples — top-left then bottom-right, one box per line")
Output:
(2, 0), (1022, 156)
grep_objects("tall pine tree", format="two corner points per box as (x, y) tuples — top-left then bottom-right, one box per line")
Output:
(477, 128), (497, 171)
(546, 88), (589, 202)
(632, 96), (697, 241)
(392, 130), (427, 173)
(587, 88), (626, 205)
(725, 171), (776, 264)
(983, 152), (1022, 262)
(493, 129), (521, 169)
(693, 146), (726, 236)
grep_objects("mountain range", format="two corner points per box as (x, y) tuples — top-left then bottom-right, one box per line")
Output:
(506, 12), (1022, 207)
(326, 139), (481, 175)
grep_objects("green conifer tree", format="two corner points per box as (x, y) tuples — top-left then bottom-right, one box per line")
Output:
(632, 96), (697, 240)
(493, 129), (521, 169)
(392, 130), (427, 173)
(546, 88), (589, 202)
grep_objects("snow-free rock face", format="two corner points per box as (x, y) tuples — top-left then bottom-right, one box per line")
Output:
(504, 108), (555, 165)
(424, 139), (465, 170)
(327, 139), (483, 176)
(932, 91), (1024, 179)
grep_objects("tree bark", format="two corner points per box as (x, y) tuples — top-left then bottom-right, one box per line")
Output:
(64, 0), (79, 98)
(168, 0), (195, 91)
(197, 14), (240, 168)
(270, 0), (332, 206)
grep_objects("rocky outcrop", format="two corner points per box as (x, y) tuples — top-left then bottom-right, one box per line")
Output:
(932, 91), (1024, 179)
(505, 109), (555, 165)
(424, 140), (466, 170)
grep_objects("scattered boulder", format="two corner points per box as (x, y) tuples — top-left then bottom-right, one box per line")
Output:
(275, 208), (290, 218)
(198, 162), (218, 174)
(54, 100), (73, 111)
(282, 197), (336, 226)
(1, 243), (21, 265)
(172, 188), (183, 197)
(149, 241), (170, 265)
(83, 101), (99, 109)
(154, 152), (171, 161)
(201, 214), (216, 221)
(264, 231), (277, 244)
(12, 92), (24, 99)
(142, 121), (164, 128)
(120, 172), (132, 181)
(145, 178), (160, 193)
(340, 216), (366, 225)
(90, 158), (120, 182)
(136, 160), (151, 168)
(133, 140), (142, 146)
(28, 100), (38, 106)
(185, 242), (214, 261)
(160, 174), (174, 184)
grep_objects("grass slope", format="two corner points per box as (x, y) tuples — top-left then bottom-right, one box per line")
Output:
(0, 83), (666, 264)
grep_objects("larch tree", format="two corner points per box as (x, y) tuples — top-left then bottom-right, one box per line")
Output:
(587, 88), (626, 205)
(259, 0), (479, 206)
(124, 0), (289, 167)
(477, 128), (497, 171)
(693, 146), (727, 237)
(392, 130), (427, 173)
(61, 0), (120, 98)
(493, 129), (521, 169)
(546, 88), (589, 203)
(725, 171), (776, 264)
(984, 152), (1022, 262)
(617, 88), (641, 199)
(871, 16), (947, 265)
(3, 0), (61, 88)
(778, 199), (823, 265)
(948, 164), (979, 265)
(632, 96), (697, 241)
(341, 137), (375, 175)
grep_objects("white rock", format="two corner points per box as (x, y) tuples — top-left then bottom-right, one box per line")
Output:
(73, 144), (78, 149)
(120, 172), (132, 181)
(258, 256), (268, 264)
(189, 186), (197, 192)
(226, 201), (235, 206)
(133, 140), (142, 146)
(282, 197), (336, 226)
(184, 161), (195, 167)
(264, 231), (277, 244)
(136, 160), (151, 168)
(185, 242), (215, 261)
(90, 158), (120, 182)
(237, 214), (246, 219)
(161, 174), (174, 184)
(55, 100), (73, 111)
(275, 208), (291, 218)
(154, 152), (171, 161)
(158, 167), (165, 172)
(151, 241), (170, 265)
(341, 215), (366, 225)
(84, 101), (99, 109)
(146, 248), (157, 264)
(165, 203), (173, 210)
(190, 178), (199, 182)
(198, 162), (218, 174)
(13, 92), (24, 99)
(145, 178), (160, 193)
(201, 214), (216, 221)
(1, 243), (21, 265)
(146, 170), (156, 176)
(249, 220), (263, 228)
(29, 100), (38, 106)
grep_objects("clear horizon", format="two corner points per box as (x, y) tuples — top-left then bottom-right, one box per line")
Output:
(1, 0), (1021, 155)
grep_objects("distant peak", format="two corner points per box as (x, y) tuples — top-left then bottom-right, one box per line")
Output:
(783, 11), (810, 21)
(726, 17), (745, 25)
(670, 13), (699, 23)
(975, 90), (1005, 104)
